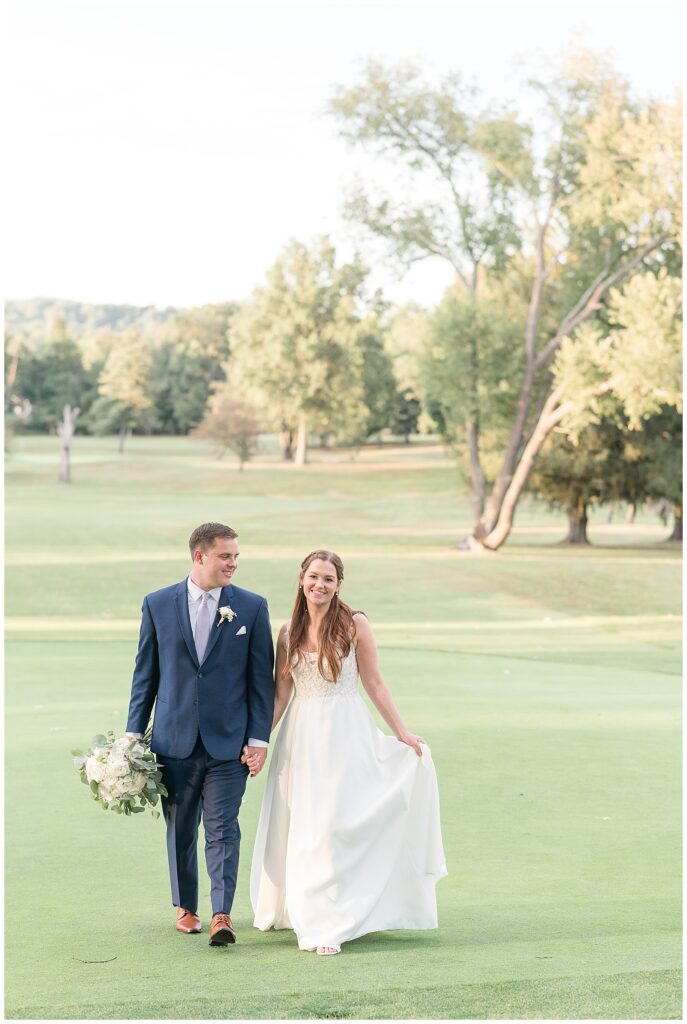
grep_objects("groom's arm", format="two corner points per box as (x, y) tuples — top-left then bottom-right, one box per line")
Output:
(245, 598), (275, 745)
(126, 596), (160, 735)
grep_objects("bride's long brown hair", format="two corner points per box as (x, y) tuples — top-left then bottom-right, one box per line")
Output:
(284, 549), (358, 683)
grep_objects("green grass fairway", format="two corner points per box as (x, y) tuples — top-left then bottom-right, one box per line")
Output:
(5, 435), (682, 1019)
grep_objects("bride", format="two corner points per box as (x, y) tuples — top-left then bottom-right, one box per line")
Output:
(246, 549), (447, 955)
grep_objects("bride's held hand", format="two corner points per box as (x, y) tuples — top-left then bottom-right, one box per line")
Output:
(398, 732), (425, 757)
(241, 745), (267, 776)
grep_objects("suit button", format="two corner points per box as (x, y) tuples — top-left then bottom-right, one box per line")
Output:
(198, 672), (203, 678)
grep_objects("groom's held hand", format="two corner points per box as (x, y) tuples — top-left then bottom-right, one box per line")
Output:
(241, 744), (267, 777)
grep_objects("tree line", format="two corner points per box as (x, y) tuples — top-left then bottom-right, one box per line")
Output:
(5, 48), (682, 547)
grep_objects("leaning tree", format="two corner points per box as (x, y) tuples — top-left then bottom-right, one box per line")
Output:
(329, 52), (681, 547)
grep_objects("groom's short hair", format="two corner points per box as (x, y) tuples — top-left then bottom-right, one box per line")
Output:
(189, 522), (238, 557)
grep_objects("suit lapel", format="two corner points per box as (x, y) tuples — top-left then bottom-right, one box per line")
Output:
(200, 584), (235, 666)
(174, 580), (198, 666)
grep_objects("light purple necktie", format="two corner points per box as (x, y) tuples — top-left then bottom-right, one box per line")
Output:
(194, 592), (212, 663)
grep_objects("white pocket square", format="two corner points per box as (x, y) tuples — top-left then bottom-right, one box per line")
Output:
(235, 625), (247, 635)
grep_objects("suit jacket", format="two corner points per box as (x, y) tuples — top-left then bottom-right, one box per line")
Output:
(126, 579), (275, 760)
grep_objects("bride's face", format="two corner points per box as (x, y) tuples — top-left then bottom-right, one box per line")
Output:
(301, 559), (340, 610)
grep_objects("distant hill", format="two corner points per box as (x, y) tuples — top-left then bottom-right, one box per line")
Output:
(5, 297), (181, 346)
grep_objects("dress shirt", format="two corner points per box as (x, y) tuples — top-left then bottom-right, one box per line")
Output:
(187, 577), (268, 750)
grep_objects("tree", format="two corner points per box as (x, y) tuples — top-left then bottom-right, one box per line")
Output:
(391, 388), (421, 442)
(152, 304), (234, 433)
(95, 329), (154, 451)
(228, 238), (391, 465)
(5, 332), (23, 449)
(11, 324), (98, 432)
(632, 407), (682, 541)
(329, 54), (680, 546)
(192, 392), (261, 470)
(386, 305), (432, 435)
(485, 268), (682, 548)
(529, 413), (652, 544)
(422, 279), (524, 520)
(352, 327), (397, 442)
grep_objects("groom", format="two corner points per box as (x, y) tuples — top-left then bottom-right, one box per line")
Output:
(126, 522), (275, 946)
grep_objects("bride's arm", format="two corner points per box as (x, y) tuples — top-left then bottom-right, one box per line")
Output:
(353, 613), (424, 756)
(272, 623), (294, 730)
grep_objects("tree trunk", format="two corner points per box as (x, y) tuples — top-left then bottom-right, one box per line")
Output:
(625, 503), (636, 524)
(562, 495), (589, 544)
(668, 505), (682, 541)
(279, 423), (294, 461)
(294, 416), (307, 466)
(118, 423), (127, 453)
(475, 361), (536, 538)
(482, 386), (572, 550)
(606, 500), (616, 523)
(57, 404), (80, 483)
(466, 417), (485, 523)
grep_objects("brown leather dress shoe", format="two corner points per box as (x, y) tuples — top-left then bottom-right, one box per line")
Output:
(209, 912), (236, 946)
(175, 907), (202, 933)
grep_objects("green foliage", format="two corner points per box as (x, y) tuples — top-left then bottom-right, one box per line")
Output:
(93, 329), (155, 441)
(639, 408), (682, 507)
(530, 416), (646, 516)
(152, 304), (234, 433)
(422, 284), (524, 450)
(571, 92), (681, 246)
(391, 387), (421, 441)
(98, 329), (152, 411)
(353, 327), (397, 440)
(554, 270), (682, 435)
(10, 334), (99, 431)
(602, 272), (682, 427)
(229, 237), (396, 448)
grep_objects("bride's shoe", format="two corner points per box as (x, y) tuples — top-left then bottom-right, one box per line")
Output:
(316, 944), (341, 955)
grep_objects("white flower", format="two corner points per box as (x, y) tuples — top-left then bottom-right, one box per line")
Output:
(217, 605), (237, 627)
(85, 755), (106, 783)
(129, 772), (148, 795)
(109, 755), (130, 775)
(105, 771), (135, 799)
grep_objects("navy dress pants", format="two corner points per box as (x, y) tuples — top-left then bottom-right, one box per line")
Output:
(160, 734), (249, 915)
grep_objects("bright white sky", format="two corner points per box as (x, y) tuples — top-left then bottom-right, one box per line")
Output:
(3, 0), (682, 310)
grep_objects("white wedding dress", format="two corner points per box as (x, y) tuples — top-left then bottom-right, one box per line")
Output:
(249, 641), (447, 951)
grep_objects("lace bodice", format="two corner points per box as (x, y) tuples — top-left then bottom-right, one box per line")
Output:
(291, 645), (360, 701)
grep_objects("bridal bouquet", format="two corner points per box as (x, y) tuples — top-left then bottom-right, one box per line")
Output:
(72, 731), (167, 818)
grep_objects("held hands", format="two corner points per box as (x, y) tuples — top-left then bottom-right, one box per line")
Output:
(241, 745), (267, 777)
(398, 731), (425, 757)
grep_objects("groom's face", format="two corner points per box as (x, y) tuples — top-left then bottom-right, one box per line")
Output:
(192, 537), (240, 590)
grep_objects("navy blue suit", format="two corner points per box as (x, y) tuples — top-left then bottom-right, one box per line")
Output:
(127, 579), (275, 915)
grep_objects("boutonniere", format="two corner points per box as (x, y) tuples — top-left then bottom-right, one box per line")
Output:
(217, 605), (237, 628)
